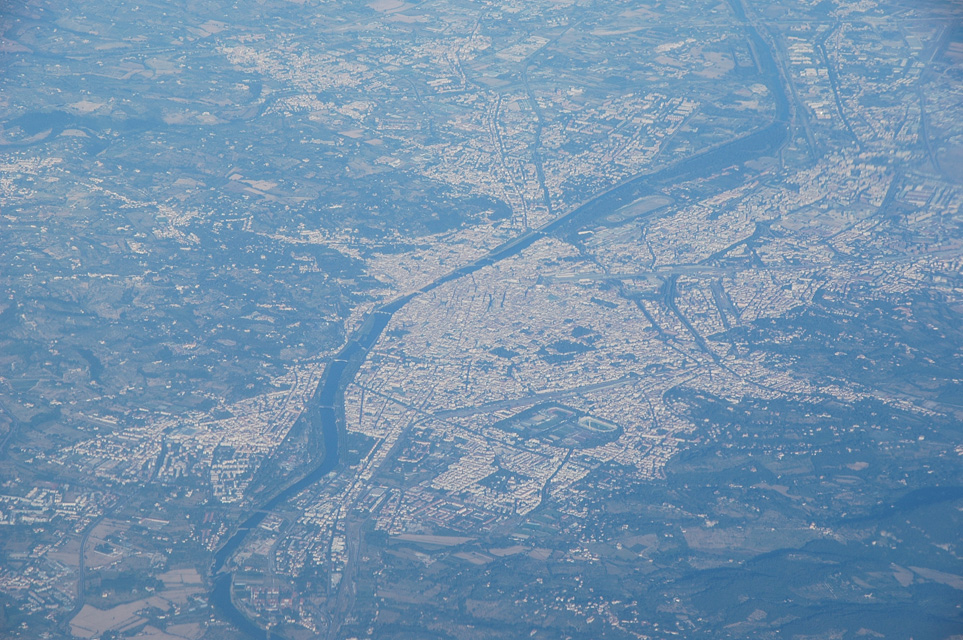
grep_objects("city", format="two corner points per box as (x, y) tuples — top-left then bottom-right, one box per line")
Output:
(0, 0), (961, 637)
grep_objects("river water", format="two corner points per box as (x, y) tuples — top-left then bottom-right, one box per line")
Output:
(208, 10), (791, 637)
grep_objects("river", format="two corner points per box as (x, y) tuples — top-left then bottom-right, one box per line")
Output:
(208, 8), (791, 636)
